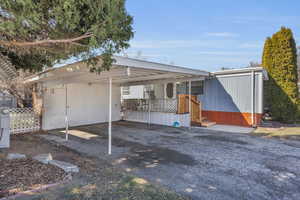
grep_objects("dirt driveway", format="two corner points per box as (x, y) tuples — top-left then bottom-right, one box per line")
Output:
(44, 121), (300, 200)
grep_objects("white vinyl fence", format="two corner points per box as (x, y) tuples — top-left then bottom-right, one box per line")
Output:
(7, 108), (40, 134)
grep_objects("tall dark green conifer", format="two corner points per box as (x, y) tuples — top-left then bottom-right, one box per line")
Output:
(262, 37), (273, 108)
(262, 27), (299, 122)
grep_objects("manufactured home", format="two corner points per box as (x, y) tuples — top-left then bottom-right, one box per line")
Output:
(122, 67), (267, 127)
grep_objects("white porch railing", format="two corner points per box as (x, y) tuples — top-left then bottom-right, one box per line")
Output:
(122, 98), (177, 113)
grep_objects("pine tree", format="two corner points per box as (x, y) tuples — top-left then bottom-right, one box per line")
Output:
(262, 27), (299, 122)
(0, 0), (134, 72)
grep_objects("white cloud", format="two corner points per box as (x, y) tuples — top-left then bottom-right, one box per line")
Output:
(129, 39), (236, 49)
(231, 16), (300, 25)
(239, 42), (263, 49)
(130, 40), (202, 49)
(205, 32), (239, 37)
(193, 51), (259, 56)
(127, 39), (262, 70)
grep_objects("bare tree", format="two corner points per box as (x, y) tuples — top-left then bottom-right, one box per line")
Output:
(0, 67), (33, 107)
(0, 54), (31, 107)
(247, 61), (261, 68)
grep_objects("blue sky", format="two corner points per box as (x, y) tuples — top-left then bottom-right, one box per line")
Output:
(124, 0), (300, 71)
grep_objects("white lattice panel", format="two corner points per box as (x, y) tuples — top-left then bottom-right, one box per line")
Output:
(7, 108), (40, 134)
(123, 99), (177, 113)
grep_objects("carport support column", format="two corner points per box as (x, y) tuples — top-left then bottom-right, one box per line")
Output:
(189, 80), (192, 129)
(108, 77), (112, 155)
(65, 84), (69, 141)
(148, 98), (151, 128)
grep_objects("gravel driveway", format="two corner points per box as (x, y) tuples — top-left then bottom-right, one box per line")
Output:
(44, 121), (300, 200)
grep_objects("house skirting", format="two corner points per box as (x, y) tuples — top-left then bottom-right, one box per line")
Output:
(124, 111), (190, 127)
(202, 110), (262, 127)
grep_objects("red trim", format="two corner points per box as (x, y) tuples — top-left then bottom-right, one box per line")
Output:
(202, 110), (262, 127)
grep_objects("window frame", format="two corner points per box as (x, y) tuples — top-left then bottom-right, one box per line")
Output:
(122, 86), (130, 95)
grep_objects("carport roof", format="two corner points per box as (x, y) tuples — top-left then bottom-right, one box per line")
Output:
(25, 56), (209, 86)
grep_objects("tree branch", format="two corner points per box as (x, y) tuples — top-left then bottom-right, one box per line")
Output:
(0, 33), (93, 47)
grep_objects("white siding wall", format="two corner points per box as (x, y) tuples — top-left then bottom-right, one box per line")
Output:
(124, 111), (190, 127)
(199, 72), (264, 114)
(43, 82), (121, 130)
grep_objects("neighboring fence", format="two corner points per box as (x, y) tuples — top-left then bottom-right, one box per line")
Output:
(7, 108), (40, 134)
(122, 98), (177, 113)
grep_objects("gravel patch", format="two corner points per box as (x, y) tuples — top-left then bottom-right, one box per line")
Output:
(0, 158), (67, 197)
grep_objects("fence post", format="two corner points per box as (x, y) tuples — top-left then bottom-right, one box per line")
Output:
(0, 110), (10, 148)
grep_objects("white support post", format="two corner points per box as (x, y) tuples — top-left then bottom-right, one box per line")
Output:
(188, 80), (192, 129)
(108, 77), (112, 155)
(65, 84), (69, 141)
(148, 98), (151, 128)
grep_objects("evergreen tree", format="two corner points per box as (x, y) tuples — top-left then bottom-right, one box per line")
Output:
(0, 0), (134, 72)
(297, 46), (300, 69)
(262, 37), (274, 108)
(262, 27), (299, 122)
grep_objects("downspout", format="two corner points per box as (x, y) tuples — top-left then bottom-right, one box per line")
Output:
(188, 80), (192, 129)
(251, 70), (256, 127)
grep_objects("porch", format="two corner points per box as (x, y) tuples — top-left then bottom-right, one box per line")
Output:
(121, 81), (216, 127)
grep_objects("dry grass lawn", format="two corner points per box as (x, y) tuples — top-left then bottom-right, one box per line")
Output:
(253, 126), (300, 139)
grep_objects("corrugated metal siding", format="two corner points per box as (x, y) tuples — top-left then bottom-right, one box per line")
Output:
(199, 72), (263, 114)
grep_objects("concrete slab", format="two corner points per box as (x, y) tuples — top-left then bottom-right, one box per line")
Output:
(33, 153), (53, 164)
(194, 124), (254, 134)
(49, 160), (79, 173)
(7, 153), (26, 160)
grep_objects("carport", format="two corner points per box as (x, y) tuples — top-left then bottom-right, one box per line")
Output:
(25, 56), (209, 154)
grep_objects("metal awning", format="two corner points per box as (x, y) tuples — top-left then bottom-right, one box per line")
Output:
(25, 56), (209, 85)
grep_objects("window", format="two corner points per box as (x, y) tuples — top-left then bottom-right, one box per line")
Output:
(166, 83), (174, 98)
(191, 81), (204, 95)
(122, 86), (130, 95)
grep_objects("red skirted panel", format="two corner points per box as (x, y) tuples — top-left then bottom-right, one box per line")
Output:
(202, 110), (262, 127)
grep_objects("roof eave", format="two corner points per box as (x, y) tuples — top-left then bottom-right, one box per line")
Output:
(212, 67), (269, 80)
